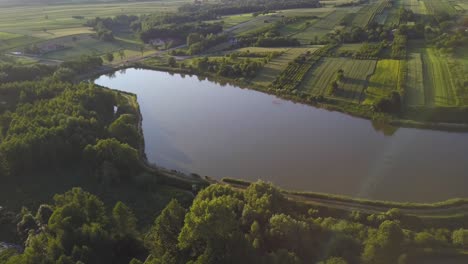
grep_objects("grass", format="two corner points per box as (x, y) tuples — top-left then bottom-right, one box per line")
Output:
(406, 52), (425, 106)
(351, 0), (388, 27)
(229, 14), (283, 35)
(291, 9), (353, 44)
(364, 59), (401, 104)
(0, 1), (188, 34)
(252, 47), (319, 87)
(0, 32), (21, 40)
(299, 57), (376, 102)
(336, 43), (363, 54)
(403, 0), (426, 15)
(421, 48), (457, 106)
(423, 0), (457, 17)
(221, 13), (258, 28)
(0, 1), (188, 58)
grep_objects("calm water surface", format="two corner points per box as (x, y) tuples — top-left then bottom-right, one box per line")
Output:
(95, 68), (468, 202)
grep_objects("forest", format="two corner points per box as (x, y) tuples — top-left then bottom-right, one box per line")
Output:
(2, 182), (468, 264)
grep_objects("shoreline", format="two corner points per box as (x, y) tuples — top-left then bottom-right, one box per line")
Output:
(89, 65), (468, 206)
(126, 63), (468, 133)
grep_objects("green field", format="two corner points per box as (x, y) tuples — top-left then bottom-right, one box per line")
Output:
(36, 33), (148, 61)
(252, 47), (319, 87)
(421, 48), (457, 106)
(406, 52), (425, 106)
(403, 0), (428, 15)
(423, 0), (457, 17)
(0, 31), (21, 40)
(221, 14), (258, 28)
(351, 0), (388, 27)
(299, 57), (377, 101)
(365, 59), (401, 104)
(0, 1), (187, 33)
(0, 1), (189, 56)
(291, 9), (352, 44)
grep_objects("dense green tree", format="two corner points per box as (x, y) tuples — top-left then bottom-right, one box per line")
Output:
(146, 200), (185, 256)
(108, 114), (140, 149)
(112, 202), (138, 237)
(84, 138), (142, 183)
(362, 221), (405, 264)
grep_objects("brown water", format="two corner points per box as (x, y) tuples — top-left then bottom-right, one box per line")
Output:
(95, 68), (468, 202)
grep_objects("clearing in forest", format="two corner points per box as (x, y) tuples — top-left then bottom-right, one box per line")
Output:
(299, 57), (377, 101)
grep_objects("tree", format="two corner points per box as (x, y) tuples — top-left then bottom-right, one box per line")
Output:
(186, 33), (203, 46)
(452, 229), (468, 248)
(362, 221), (404, 264)
(118, 50), (126, 61)
(168, 56), (177, 67)
(178, 191), (249, 263)
(145, 200), (185, 258)
(113, 202), (138, 237)
(84, 138), (142, 183)
(108, 114), (140, 148)
(36, 204), (53, 225)
(53, 67), (75, 82)
(105, 52), (114, 63)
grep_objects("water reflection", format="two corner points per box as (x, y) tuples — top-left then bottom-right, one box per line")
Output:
(95, 68), (468, 202)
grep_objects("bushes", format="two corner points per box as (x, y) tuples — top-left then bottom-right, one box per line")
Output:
(84, 138), (143, 184)
(391, 33), (407, 59)
(373, 91), (402, 114)
(255, 36), (300, 47)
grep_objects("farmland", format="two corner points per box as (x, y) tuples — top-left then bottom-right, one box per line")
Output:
(421, 48), (457, 106)
(405, 53), (425, 106)
(0, 0), (190, 59)
(0, 0), (466, 127)
(299, 57), (377, 102)
(364, 59), (401, 104)
(252, 47), (319, 86)
(291, 9), (355, 43)
(423, 0), (457, 17)
(350, 0), (389, 27)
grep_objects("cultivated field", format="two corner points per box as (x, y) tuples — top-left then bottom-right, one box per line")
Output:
(405, 53), (425, 106)
(0, 1), (189, 57)
(423, 0), (457, 17)
(403, 0), (428, 15)
(299, 57), (377, 101)
(252, 47), (319, 87)
(365, 59), (401, 104)
(350, 0), (388, 27)
(291, 9), (352, 43)
(421, 48), (457, 106)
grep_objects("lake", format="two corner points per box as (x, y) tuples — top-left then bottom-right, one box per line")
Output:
(95, 68), (468, 202)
